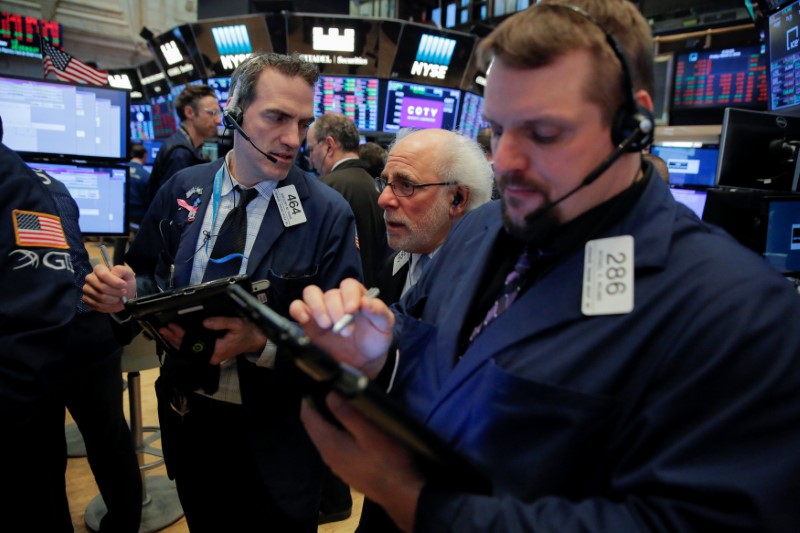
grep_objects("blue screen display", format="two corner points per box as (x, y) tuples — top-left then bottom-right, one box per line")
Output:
(651, 145), (720, 188)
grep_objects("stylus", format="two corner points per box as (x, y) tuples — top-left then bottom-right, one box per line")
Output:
(99, 243), (128, 304)
(331, 287), (380, 334)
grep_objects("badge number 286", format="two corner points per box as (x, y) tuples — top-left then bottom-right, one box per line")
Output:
(582, 235), (634, 316)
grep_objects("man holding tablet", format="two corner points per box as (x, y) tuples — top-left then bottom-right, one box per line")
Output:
(83, 53), (362, 532)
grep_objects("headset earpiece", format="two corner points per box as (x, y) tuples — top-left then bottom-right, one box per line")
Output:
(611, 104), (654, 152)
(543, 3), (654, 153)
(223, 106), (244, 130)
(452, 192), (463, 207)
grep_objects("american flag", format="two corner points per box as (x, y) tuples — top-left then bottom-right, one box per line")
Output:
(42, 40), (108, 86)
(13, 210), (69, 249)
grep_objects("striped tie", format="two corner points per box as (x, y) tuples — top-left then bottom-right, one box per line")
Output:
(469, 248), (532, 342)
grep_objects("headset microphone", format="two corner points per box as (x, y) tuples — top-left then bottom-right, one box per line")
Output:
(223, 107), (278, 164)
(525, 124), (651, 222)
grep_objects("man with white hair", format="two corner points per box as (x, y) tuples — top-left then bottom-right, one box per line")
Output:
(375, 128), (494, 303)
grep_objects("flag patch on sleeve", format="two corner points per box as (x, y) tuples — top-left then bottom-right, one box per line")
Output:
(13, 210), (69, 249)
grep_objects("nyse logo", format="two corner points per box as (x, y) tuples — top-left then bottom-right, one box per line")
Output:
(212, 25), (253, 56)
(412, 34), (456, 80)
(312, 27), (355, 52)
(108, 74), (132, 90)
(220, 53), (251, 70)
(788, 26), (799, 51)
(160, 41), (183, 65)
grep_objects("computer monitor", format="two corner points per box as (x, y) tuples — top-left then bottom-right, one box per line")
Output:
(459, 92), (489, 140)
(150, 95), (177, 139)
(141, 139), (164, 165)
(670, 45), (768, 125)
(670, 187), (708, 218)
(650, 145), (719, 188)
(130, 103), (155, 141)
(764, 197), (800, 274)
(25, 161), (128, 236)
(716, 108), (800, 192)
(383, 80), (461, 132)
(1, 74), (129, 162)
(314, 76), (381, 132)
(769, 0), (800, 113)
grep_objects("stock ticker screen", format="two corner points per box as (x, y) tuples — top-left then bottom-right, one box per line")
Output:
(383, 80), (461, 132)
(313, 76), (380, 132)
(672, 46), (768, 109)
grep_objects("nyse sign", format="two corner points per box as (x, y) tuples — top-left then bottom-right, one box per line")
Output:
(410, 61), (448, 80)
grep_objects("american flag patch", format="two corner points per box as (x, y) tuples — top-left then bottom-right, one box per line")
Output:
(13, 210), (69, 249)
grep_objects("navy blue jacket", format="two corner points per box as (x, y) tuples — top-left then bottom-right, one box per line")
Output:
(1, 143), (119, 422)
(389, 166), (800, 532)
(125, 158), (362, 520)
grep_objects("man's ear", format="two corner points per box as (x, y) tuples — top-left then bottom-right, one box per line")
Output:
(450, 187), (470, 217)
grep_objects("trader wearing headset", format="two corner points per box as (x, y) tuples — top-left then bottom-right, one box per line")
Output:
(83, 53), (362, 532)
(290, 1), (800, 531)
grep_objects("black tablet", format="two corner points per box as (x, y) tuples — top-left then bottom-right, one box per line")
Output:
(125, 275), (257, 358)
(225, 284), (491, 494)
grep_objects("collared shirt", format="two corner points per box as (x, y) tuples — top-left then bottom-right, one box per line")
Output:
(191, 156), (278, 404)
(402, 247), (442, 297)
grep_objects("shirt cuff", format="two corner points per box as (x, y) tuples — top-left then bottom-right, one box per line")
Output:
(244, 340), (278, 368)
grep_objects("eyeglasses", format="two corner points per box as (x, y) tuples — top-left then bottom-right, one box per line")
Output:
(201, 108), (221, 117)
(375, 177), (455, 198)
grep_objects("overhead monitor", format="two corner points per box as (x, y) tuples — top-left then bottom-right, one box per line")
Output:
(768, 1), (800, 113)
(286, 14), (381, 76)
(130, 104), (155, 141)
(764, 197), (800, 274)
(0, 74), (128, 162)
(0, 11), (62, 58)
(389, 23), (476, 88)
(191, 15), (272, 77)
(314, 76), (380, 132)
(137, 59), (170, 100)
(458, 92), (489, 140)
(383, 80), (461, 132)
(716, 107), (800, 192)
(149, 25), (204, 86)
(650, 145), (719, 188)
(669, 187), (708, 218)
(107, 67), (146, 102)
(25, 161), (127, 236)
(671, 45), (768, 125)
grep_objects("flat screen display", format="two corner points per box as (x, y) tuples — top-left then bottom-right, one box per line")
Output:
(389, 23), (475, 88)
(383, 80), (460, 132)
(314, 76), (380, 132)
(191, 15), (272, 78)
(130, 104), (154, 141)
(670, 45), (768, 125)
(142, 139), (164, 165)
(650, 145), (719, 188)
(286, 14), (381, 76)
(150, 95), (177, 139)
(769, 0), (800, 112)
(150, 25), (203, 86)
(458, 92), (488, 140)
(26, 161), (127, 235)
(669, 187), (708, 218)
(0, 75), (128, 161)
(672, 46), (768, 110)
(716, 108), (800, 192)
(764, 197), (800, 273)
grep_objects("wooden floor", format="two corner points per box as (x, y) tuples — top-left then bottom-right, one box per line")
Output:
(65, 366), (363, 533)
